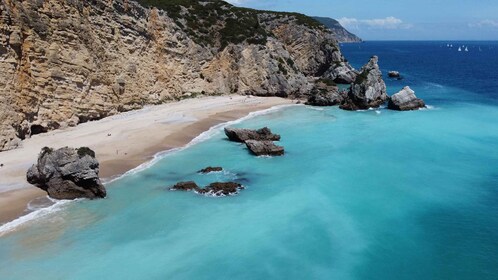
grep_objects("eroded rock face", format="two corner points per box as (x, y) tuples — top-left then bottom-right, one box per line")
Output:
(224, 127), (281, 143)
(340, 56), (387, 111)
(245, 140), (285, 156)
(306, 80), (345, 106)
(323, 62), (358, 84)
(170, 181), (244, 196)
(387, 86), (426, 111)
(26, 147), (106, 200)
(0, 0), (355, 151)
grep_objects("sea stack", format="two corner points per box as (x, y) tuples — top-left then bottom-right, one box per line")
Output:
(340, 56), (388, 110)
(26, 147), (106, 200)
(388, 86), (426, 111)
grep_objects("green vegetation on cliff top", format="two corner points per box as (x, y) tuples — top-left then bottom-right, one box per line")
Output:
(135, 0), (324, 48)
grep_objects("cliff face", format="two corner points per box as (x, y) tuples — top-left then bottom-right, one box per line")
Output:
(313, 17), (362, 43)
(0, 0), (354, 151)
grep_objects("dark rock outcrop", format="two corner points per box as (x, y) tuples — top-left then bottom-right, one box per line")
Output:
(170, 181), (244, 196)
(340, 56), (388, 111)
(26, 147), (106, 200)
(170, 181), (200, 192)
(224, 127), (281, 143)
(245, 140), (285, 156)
(306, 80), (346, 106)
(388, 71), (401, 78)
(198, 167), (223, 174)
(202, 182), (245, 197)
(387, 86), (426, 111)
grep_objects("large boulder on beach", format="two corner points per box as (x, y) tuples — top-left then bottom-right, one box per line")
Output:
(245, 140), (285, 156)
(388, 86), (426, 111)
(26, 147), (106, 200)
(340, 56), (388, 110)
(224, 127), (280, 143)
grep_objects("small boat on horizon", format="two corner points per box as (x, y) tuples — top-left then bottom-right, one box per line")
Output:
(458, 47), (462, 52)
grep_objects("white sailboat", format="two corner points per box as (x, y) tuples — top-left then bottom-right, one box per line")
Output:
(465, 47), (469, 52)
(458, 46), (462, 52)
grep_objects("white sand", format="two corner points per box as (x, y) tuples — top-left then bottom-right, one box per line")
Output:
(0, 95), (293, 223)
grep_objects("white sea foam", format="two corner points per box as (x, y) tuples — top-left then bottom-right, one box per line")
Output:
(0, 104), (296, 235)
(0, 198), (74, 237)
(107, 103), (299, 183)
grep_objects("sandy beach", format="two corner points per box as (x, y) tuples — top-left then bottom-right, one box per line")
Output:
(0, 95), (293, 225)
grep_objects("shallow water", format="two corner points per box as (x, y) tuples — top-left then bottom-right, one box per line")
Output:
(1, 42), (498, 279)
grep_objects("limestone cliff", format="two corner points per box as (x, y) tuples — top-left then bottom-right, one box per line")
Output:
(0, 0), (355, 151)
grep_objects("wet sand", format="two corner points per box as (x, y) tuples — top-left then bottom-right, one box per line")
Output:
(0, 95), (293, 224)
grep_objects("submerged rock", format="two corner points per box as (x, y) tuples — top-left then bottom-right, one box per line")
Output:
(387, 86), (426, 111)
(245, 140), (285, 156)
(224, 127), (280, 143)
(198, 167), (223, 174)
(340, 56), (387, 110)
(26, 147), (106, 200)
(201, 182), (245, 196)
(170, 181), (244, 196)
(170, 181), (200, 192)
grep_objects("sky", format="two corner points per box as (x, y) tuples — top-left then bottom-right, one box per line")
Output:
(226, 0), (498, 40)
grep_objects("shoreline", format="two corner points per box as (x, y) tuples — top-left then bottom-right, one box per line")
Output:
(0, 95), (293, 225)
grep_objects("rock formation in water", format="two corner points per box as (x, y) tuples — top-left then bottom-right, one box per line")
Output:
(312, 17), (362, 43)
(0, 0), (357, 151)
(388, 71), (401, 78)
(170, 181), (244, 196)
(306, 79), (346, 106)
(387, 86), (426, 111)
(245, 140), (285, 156)
(224, 127), (281, 143)
(198, 167), (223, 174)
(340, 56), (387, 110)
(26, 147), (106, 200)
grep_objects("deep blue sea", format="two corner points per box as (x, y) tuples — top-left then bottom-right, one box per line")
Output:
(1, 41), (498, 279)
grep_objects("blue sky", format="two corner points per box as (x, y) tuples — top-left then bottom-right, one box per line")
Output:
(226, 0), (498, 40)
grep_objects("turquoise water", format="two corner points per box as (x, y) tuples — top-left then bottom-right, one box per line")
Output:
(1, 42), (498, 279)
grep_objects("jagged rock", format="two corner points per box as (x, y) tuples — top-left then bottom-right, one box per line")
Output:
(26, 147), (106, 200)
(198, 167), (223, 174)
(324, 62), (358, 84)
(387, 86), (426, 111)
(201, 182), (244, 196)
(170, 181), (244, 196)
(340, 56), (387, 110)
(245, 140), (285, 156)
(224, 127), (281, 143)
(388, 71), (401, 78)
(306, 81), (345, 106)
(0, 0), (354, 152)
(170, 181), (200, 192)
